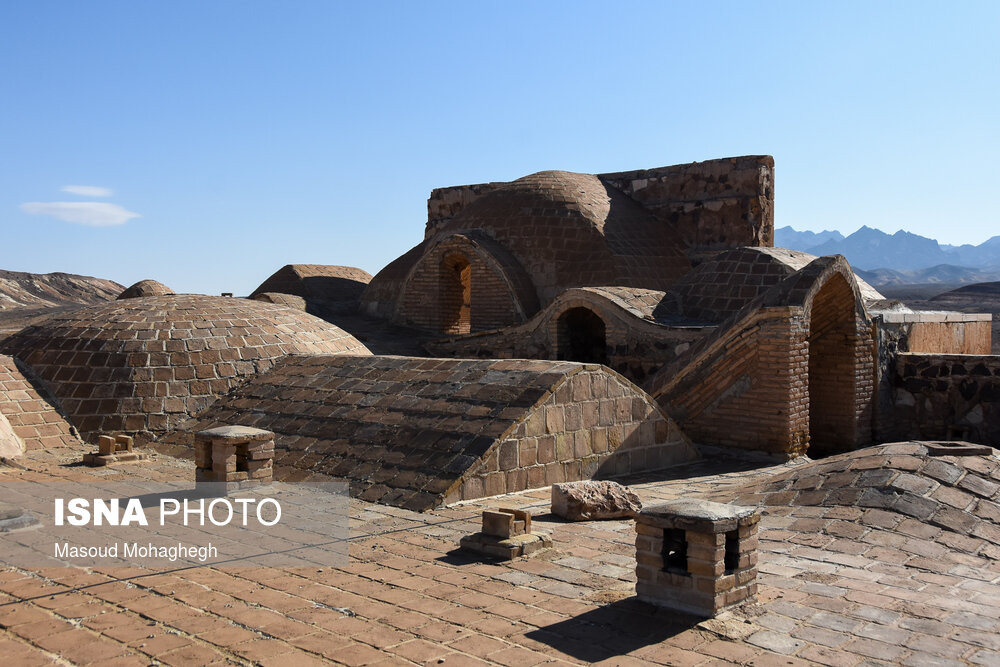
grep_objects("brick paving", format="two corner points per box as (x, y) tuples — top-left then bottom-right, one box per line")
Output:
(0, 443), (997, 665)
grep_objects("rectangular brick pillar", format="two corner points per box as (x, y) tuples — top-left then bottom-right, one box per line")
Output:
(195, 425), (274, 491)
(635, 499), (760, 617)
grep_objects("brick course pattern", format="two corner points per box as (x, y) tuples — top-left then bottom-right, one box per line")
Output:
(0, 295), (370, 443)
(648, 256), (876, 458)
(428, 286), (713, 386)
(0, 354), (81, 454)
(160, 355), (696, 511)
(363, 169), (693, 328)
(635, 500), (760, 617)
(117, 279), (174, 299)
(250, 264), (372, 302)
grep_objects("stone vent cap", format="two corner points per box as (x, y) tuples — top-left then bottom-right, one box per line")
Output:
(640, 499), (758, 533)
(198, 426), (274, 442)
(924, 441), (995, 457)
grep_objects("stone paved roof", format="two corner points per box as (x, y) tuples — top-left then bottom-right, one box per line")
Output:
(159, 355), (692, 511)
(0, 354), (80, 455)
(1, 443), (998, 666)
(0, 295), (370, 442)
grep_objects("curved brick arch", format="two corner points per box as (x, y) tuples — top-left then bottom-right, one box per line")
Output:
(396, 233), (539, 334)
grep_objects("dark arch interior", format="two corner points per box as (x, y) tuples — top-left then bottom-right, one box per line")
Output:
(808, 274), (858, 458)
(557, 307), (608, 364)
(439, 253), (472, 335)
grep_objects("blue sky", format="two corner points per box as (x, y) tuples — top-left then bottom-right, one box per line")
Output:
(2, 2), (997, 295)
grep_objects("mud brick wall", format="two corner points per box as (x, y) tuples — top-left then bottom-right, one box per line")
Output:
(600, 156), (775, 265)
(446, 367), (696, 504)
(883, 354), (1000, 445)
(0, 354), (81, 454)
(879, 313), (992, 356)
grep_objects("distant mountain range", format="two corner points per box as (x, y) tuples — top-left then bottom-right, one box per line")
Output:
(775, 225), (1000, 286)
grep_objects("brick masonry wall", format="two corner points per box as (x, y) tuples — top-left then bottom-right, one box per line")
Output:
(0, 354), (80, 453)
(884, 353), (1000, 445)
(424, 157), (775, 269)
(446, 367), (697, 503)
(397, 237), (525, 333)
(601, 156), (775, 265)
(427, 288), (714, 386)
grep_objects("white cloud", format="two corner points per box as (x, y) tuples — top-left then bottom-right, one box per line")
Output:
(20, 201), (141, 227)
(61, 185), (113, 197)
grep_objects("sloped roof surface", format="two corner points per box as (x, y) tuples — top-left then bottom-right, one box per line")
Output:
(0, 354), (81, 453)
(251, 264), (372, 301)
(166, 355), (596, 511)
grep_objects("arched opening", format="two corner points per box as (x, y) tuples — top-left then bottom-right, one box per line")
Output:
(440, 253), (471, 334)
(807, 274), (858, 458)
(557, 307), (608, 364)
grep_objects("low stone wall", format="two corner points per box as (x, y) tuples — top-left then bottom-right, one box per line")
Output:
(879, 313), (992, 355)
(884, 353), (1000, 445)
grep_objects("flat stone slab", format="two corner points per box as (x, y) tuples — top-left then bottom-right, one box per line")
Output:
(925, 441), (994, 457)
(197, 426), (274, 441)
(639, 499), (759, 533)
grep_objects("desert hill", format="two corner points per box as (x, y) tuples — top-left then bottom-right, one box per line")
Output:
(0, 270), (124, 338)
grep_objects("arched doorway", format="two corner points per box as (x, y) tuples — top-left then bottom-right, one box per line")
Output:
(557, 307), (608, 364)
(440, 253), (472, 334)
(807, 274), (858, 457)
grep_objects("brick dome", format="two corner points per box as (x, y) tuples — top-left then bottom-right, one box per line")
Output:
(0, 295), (370, 442)
(435, 170), (691, 302)
(117, 279), (175, 299)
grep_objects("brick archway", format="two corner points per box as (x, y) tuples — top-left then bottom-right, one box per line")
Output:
(440, 252), (472, 335)
(557, 307), (607, 364)
(807, 273), (860, 457)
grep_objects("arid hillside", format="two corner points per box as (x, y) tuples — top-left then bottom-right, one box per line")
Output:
(0, 270), (123, 337)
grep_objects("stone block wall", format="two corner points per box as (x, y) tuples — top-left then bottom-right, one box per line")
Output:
(444, 366), (696, 504)
(882, 354), (1000, 445)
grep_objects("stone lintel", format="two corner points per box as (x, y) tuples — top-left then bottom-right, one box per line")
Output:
(638, 500), (759, 533)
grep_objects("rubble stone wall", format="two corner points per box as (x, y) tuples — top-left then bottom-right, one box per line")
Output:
(883, 353), (1000, 445)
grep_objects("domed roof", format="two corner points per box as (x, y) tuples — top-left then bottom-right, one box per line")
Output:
(435, 170), (691, 302)
(0, 295), (370, 441)
(117, 279), (174, 299)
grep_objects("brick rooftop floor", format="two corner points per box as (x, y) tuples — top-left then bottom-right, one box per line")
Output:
(1, 445), (998, 666)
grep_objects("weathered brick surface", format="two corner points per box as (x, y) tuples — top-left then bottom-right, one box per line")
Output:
(649, 256), (876, 458)
(117, 279), (174, 299)
(428, 286), (713, 386)
(0, 295), (370, 443)
(159, 356), (696, 511)
(0, 354), (81, 453)
(363, 169), (693, 327)
(250, 264), (372, 302)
